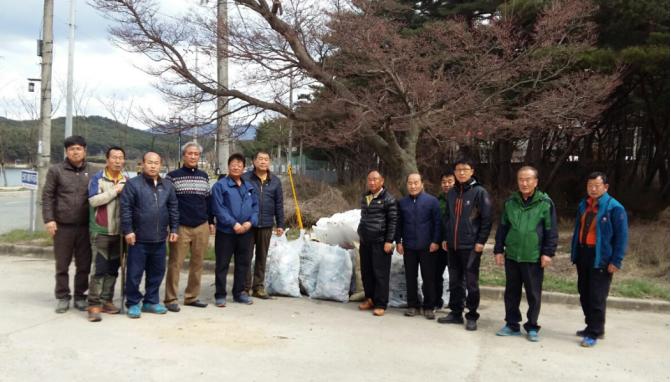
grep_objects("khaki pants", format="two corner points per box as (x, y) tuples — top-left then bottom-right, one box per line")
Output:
(164, 223), (209, 304)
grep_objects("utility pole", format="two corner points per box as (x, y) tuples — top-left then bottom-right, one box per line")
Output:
(65, 0), (76, 140)
(36, 0), (54, 230)
(216, 0), (230, 170)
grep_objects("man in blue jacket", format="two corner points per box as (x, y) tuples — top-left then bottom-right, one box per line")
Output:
(571, 172), (628, 348)
(395, 173), (442, 320)
(211, 153), (259, 307)
(120, 152), (179, 319)
(242, 151), (285, 299)
(438, 158), (492, 331)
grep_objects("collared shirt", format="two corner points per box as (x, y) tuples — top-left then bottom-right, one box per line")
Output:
(579, 197), (599, 246)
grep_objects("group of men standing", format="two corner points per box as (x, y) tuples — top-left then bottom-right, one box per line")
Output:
(356, 159), (628, 348)
(43, 136), (627, 348)
(43, 136), (284, 322)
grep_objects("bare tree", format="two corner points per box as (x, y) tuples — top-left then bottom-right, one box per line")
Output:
(92, 0), (619, 183)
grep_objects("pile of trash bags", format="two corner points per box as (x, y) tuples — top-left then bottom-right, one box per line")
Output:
(263, 210), (449, 306)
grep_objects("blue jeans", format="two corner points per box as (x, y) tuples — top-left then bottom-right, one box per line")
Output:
(125, 241), (167, 307)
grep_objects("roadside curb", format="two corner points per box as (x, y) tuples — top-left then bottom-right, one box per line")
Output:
(1, 244), (668, 313)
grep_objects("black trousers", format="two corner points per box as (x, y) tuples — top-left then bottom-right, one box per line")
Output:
(53, 224), (92, 300)
(403, 248), (437, 309)
(577, 246), (613, 338)
(504, 258), (544, 332)
(360, 240), (392, 309)
(214, 231), (253, 299)
(447, 249), (481, 320)
(435, 249), (448, 308)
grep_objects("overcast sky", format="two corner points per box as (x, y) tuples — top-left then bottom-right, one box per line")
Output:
(0, 0), (234, 129)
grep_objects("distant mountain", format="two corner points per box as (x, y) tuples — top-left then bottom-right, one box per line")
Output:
(0, 116), (194, 164)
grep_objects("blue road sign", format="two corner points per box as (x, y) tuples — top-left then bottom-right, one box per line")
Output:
(21, 170), (38, 190)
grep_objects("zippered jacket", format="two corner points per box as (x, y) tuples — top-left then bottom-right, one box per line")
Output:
(42, 160), (91, 225)
(442, 178), (493, 251)
(88, 169), (127, 235)
(211, 176), (259, 234)
(494, 190), (558, 262)
(570, 192), (628, 269)
(120, 174), (179, 243)
(395, 191), (442, 251)
(357, 188), (398, 243)
(242, 171), (284, 229)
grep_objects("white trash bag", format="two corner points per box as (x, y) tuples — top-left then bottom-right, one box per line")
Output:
(264, 230), (303, 298)
(310, 243), (353, 303)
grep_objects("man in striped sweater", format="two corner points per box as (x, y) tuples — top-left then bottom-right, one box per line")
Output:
(163, 142), (214, 312)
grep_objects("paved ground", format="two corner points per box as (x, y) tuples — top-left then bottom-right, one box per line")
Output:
(0, 191), (31, 234)
(0, 254), (668, 382)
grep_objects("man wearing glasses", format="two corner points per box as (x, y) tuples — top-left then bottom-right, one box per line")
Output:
(438, 158), (492, 331)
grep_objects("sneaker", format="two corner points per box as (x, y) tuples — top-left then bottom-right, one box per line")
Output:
(576, 329), (604, 339)
(55, 299), (70, 314)
(437, 312), (464, 324)
(127, 304), (142, 319)
(234, 292), (253, 305)
(496, 325), (522, 336)
(87, 306), (102, 322)
(74, 299), (88, 311)
(581, 336), (597, 347)
(215, 297), (227, 307)
(527, 330), (540, 342)
(141, 303), (168, 314)
(166, 303), (181, 313)
(102, 301), (121, 314)
(466, 319), (478, 331)
(404, 307), (419, 317)
(424, 309), (436, 320)
(252, 289), (272, 300)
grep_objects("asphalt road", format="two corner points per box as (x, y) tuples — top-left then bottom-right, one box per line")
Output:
(0, 254), (668, 382)
(0, 191), (32, 234)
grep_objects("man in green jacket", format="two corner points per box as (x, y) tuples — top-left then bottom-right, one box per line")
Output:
(494, 166), (558, 342)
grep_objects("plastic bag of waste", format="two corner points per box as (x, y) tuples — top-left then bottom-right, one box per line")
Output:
(264, 230), (302, 297)
(310, 243), (353, 303)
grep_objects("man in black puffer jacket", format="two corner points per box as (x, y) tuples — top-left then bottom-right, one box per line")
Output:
(438, 158), (492, 331)
(356, 170), (398, 317)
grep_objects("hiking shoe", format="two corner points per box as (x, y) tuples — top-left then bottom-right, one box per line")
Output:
(496, 325), (522, 336)
(127, 304), (141, 319)
(234, 292), (253, 305)
(466, 319), (478, 331)
(576, 329), (604, 339)
(358, 298), (374, 310)
(404, 307), (419, 317)
(102, 301), (120, 314)
(166, 303), (181, 313)
(74, 299), (88, 311)
(252, 289), (271, 300)
(424, 309), (436, 320)
(87, 306), (102, 322)
(55, 299), (70, 314)
(373, 308), (385, 317)
(142, 303), (168, 314)
(581, 337), (597, 348)
(527, 330), (540, 342)
(215, 297), (227, 307)
(437, 312), (463, 324)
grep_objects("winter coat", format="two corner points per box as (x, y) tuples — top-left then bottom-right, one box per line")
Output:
(442, 178), (493, 251)
(42, 160), (91, 225)
(242, 171), (285, 229)
(120, 174), (179, 243)
(357, 188), (398, 243)
(395, 191), (442, 251)
(211, 176), (259, 234)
